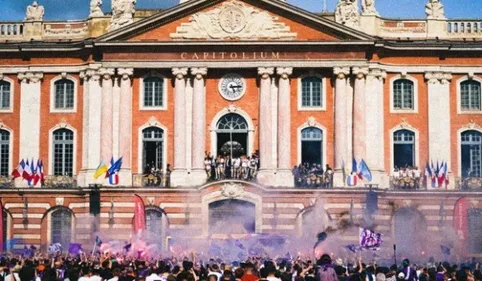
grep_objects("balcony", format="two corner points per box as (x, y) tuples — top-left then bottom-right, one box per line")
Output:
(0, 176), (13, 188)
(43, 175), (77, 189)
(447, 20), (482, 37)
(455, 177), (482, 190)
(390, 176), (422, 190)
(0, 23), (24, 40)
(132, 172), (169, 188)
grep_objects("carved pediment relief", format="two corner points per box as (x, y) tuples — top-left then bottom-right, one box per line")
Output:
(170, 0), (297, 40)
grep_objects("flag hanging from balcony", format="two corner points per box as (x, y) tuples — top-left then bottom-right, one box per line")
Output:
(93, 160), (108, 179)
(106, 157), (122, 185)
(358, 159), (372, 182)
(347, 173), (358, 186)
(22, 159), (32, 182)
(33, 159), (42, 186)
(12, 159), (25, 179)
(133, 194), (146, 235)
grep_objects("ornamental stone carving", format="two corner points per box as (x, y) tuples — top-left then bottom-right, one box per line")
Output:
(258, 67), (274, 79)
(109, 0), (136, 32)
(172, 68), (188, 79)
(191, 67), (208, 80)
(18, 72), (43, 83)
(334, 67), (350, 79)
(361, 0), (378, 16)
(368, 68), (387, 80)
(353, 67), (369, 79)
(117, 68), (134, 80)
(335, 0), (359, 27)
(80, 69), (101, 82)
(424, 72), (452, 84)
(25, 1), (45, 21)
(276, 67), (293, 79)
(89, 0), (104, 18)
(425, 0), (445, 20)
(55, 197), (64, 206)
(99, 68), (116, 80)
(170, 0), (297, 40)
(220, 183), (245, 199)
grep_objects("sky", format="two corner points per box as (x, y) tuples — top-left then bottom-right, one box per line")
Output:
(1, 0), (482, 21)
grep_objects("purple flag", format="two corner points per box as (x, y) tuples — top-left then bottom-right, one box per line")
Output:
(68, 243), (83, 255)
(359, 228), (382, 250)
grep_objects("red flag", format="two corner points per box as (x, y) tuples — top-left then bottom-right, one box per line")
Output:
(454, 197), (470, 257)
(0, 200), (4, 252)
(133, 194), (146, 234)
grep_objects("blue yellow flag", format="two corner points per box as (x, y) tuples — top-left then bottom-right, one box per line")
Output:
(93, 160), (108, 179)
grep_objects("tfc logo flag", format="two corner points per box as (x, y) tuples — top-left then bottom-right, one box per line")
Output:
(359, 228), (382, 250)
(133, 194), (146, 234)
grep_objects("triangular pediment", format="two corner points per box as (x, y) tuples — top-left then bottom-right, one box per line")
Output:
(96, 0), (374, 42)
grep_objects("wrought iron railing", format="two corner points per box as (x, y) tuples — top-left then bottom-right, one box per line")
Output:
(43, 175), (77, 189)
(0, 176), (13, 188)
(295, 173), (333, 188)
(455, 177), (482, 190)
(389, 176), (422, 190)
(132, 173), (170, 188)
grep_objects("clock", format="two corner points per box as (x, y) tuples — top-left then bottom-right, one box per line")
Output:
(219, 73), (246, 101)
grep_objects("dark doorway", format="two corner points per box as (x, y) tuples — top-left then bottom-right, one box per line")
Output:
(217, 133), (247, 157)
(461, 131), (482, 177)
(393, 130), (415, 168)
(301, 127), (323, 165)
(468, 208), (482, 254)
(142, 127), (163, 173)
(209, 199), (255, 235)
(393, 208), (425, 256)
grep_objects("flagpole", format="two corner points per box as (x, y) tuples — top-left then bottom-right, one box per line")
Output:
(393, 244), (397, 267)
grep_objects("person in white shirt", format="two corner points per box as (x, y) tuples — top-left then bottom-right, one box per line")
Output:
(78, 268), (92, 281)
(90, 269), (102, 281)
(107, 268), (121, 281)
(5, 266), (21, 281)
(146, 268), (163, 281)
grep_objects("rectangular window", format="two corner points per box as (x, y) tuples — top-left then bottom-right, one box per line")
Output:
(461, 81), (481, 111)
(143, 78), (164, 108)
(393, 80), (414, 110)
(54, 80), (75, 110)
(0, 82), (10, 110)
(301, 77), (323, 108)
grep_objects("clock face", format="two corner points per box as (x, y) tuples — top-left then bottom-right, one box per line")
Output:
(219, 73), (246, 101)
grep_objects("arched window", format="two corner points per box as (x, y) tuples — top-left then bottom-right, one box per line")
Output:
(393, 79), (414, 110)
(301, 76), (323, 108)
(301, 127), (323, 165)
(393, 208), (425, 256)
(146, 209), (163, 244)
(0, 81), (11, 110)
(216, 114), (249, 157)
(393, 130), (415, 169)
(143, 77), (164, 108)
(461, 80), (481, 111)
(142, 127), (164, 173)
(51, 209), (72, 247)
(53, 129), (74, 176)
(0, 130), (10, 177)
(461, 130), (482, 177)
(54, 79), (75, 109)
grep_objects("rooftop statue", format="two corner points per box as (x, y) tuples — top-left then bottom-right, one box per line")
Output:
(89, 0), (104, 18)
(109, 0), (136, 31)
(335, 0), (360, 27)
(361, 0), (378, 15)
(25, 1), (45, 21)
(426, 0), (446, 19)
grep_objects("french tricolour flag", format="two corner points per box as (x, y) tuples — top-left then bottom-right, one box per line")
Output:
(347, 174), (358, 186)
(12, 159), (25, 179)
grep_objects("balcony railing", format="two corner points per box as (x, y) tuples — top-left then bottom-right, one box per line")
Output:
(0, 23), (24, 39)
(447, 20), (482, 35)
(455, 177), (482, 190)
(132, 173), (170, 188)
(0, 176), (13, 188)
(390, 176), (422, 190)
(43, 175), (77, 189)
(295, 173), (333, 189)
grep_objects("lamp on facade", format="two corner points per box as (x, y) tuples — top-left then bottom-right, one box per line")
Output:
(108, 199), (114, 228)
(22, 197), (28, 229)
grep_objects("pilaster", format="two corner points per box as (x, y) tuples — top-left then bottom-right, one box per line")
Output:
(333, 66), (350, 187)
(118, 68), (134, 186)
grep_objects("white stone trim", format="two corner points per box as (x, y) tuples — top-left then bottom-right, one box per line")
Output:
(3, 210), (11, 250)
(49, 75), (78, 113)
(137, 118), (168, 174)
(0, 77), (14, 113)
(201, 187), (263, 236)
(456, 75), (482, 115)
(46, 207), (75, 247)
(457, 124), (482, 177)
(297, 72), (327, 111)
(0, 123), (14, 179)
(389, 74), (419, 114)
(389, 122), (420, 172)
(296, 117), (328, 166)
(139, 71), (168, 111)
(209, 105), (255, 158)
(48, 122), (78, 176)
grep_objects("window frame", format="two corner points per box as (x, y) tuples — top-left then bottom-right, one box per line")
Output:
(50, 76), (78, 113)
(0, 129), (11, 177)
(389, 125), (420, 174)
(138, 121), (168, 174)
(296, 119), (327, 167)
(139, 72), (168, 111)
(389, 75), (419, 114)
(48, 208), (74, 248)
(458, 77), (482, 114)
(0, 78), (14, 113)
(297, 73), (326, 111)
(49, 125), (77, 177)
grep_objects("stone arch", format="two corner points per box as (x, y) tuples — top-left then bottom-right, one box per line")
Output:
(296, 204), (332, 238)
(201, 182), (262, 236)
(389, 121), (420, 172)
(457, 122), (482, 177)
(297, 117), (328, 166)
(42, 206), (75, 247)
(137, 117), (168, 173)
(392, 207), (427, 255)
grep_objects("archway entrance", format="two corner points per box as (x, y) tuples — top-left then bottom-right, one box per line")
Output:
(216, 114), (249, 158)
(208, 199), (255, 235)
(393, 208), (425, 256)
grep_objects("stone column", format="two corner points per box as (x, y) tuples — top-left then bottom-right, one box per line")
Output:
(78, 68), (102, 187)
(257, 67), (275, 185)
(17, 72), (43, 187)
(352, 67), (369, 161)
(275, 67), (294, 187)
(333, 67), (350, 187)
(170, 67), (189, 187)
(99, 68), (115, 162)
(190, 67), (208, 186)
(365, 68), (387, 187)
(118, 68), (134, 185)
(425, 72), (452, 187)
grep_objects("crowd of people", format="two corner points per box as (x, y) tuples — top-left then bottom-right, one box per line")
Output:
(143, 164), (171, 188)
(292, 164), (333, 188)
(390, 167), (422, 190)
(0, 252), (480, 281)
(204, 153), (259, 182)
